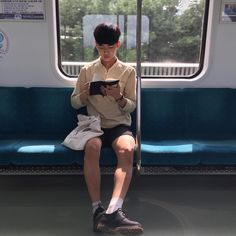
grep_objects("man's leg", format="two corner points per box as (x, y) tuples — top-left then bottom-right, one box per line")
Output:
(84, 137), (105, 232)
(97, 135), (143, 234)
(84, 137), (102, 203)
(111, 134), (135, 200)
(105, 134), (134, 213)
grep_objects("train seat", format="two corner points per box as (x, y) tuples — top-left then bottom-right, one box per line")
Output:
(140, 88), (236, 167)
(1, 87), (236, 174)
(0, 87), (116, 169)
(0, 87), (122, 168)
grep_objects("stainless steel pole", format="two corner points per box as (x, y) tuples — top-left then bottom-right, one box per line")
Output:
(136, 0), (142, 174)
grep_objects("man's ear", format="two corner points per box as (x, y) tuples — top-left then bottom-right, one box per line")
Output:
(117, 40), (121, 48)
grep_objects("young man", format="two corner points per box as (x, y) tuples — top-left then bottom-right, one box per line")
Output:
(71, 23), (143, 234)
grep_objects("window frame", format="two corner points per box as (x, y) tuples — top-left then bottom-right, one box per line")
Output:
(55, 0), (210, 80)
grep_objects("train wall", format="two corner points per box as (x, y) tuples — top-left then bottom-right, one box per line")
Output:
(0, 1), (236, 88)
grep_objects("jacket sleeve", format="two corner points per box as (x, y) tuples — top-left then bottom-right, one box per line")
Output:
(120, 68), (136, 113)
(71, 67), (87, 109)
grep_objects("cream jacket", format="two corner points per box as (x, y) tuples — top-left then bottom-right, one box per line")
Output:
(71, 58), (136, 128)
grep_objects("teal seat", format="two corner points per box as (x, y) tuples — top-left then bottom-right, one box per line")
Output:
(0, 87), (135, 167)
(1, 87), (236, 170)
(140, 88), (236, 166)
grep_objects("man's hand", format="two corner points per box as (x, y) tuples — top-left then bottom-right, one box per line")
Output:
(80, 82), (90, 104)
(104, 84), (122, 100)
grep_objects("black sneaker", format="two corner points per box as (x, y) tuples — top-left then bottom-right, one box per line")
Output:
(93, 205), (105, 232)
(97, 208), (143, 234)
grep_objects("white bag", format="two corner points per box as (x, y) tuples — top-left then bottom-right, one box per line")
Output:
(62, 114), (103, 150)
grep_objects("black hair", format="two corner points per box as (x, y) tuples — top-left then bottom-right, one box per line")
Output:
(93, 23), (121, 45)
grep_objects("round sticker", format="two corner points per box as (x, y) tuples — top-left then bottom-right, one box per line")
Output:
(0, 29), (9, 57)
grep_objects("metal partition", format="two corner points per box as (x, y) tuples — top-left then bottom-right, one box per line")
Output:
(135, 0), (142, 174)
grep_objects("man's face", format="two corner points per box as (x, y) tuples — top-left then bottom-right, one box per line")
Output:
(96, 42), (120, 62)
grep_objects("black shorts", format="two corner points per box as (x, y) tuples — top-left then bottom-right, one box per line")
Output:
(100, 125), (134, 147)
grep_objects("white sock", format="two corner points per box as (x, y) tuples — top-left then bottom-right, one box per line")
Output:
(92, 200), (102, 214)
(106, 197), (123, 214)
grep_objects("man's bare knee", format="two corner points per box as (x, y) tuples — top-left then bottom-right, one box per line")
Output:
(84, 138), (102, 158)
(116, 147), (134, 167)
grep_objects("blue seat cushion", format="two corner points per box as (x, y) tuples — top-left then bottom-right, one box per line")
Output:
(0, 139), (118, 166)
(141, 140), (236, 166)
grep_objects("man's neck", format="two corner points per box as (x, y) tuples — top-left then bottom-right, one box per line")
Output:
(101, 57), (117, 70)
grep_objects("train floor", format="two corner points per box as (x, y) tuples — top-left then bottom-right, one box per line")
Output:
(0, 174), (236, 236)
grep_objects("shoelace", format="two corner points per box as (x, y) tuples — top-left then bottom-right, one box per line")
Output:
(118, 208), (127, 218)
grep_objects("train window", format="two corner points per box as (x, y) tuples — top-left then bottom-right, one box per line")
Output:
(57, 0), (209, 79)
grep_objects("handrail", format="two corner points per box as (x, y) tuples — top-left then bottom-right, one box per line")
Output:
(135, 0), (142, 175)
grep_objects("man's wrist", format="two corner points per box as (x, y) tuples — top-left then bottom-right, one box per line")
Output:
(116, 94), (124, 102)
(80, 92), (88, 104)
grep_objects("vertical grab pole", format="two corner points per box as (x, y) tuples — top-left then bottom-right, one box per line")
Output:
(136, 0), (142, 175)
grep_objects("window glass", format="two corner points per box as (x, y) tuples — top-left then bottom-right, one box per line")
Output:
(57, 0), (209, 78)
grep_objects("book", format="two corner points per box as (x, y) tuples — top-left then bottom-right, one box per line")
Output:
(90, 79), (119, 95)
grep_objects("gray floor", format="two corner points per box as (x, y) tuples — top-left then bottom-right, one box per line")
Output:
(0, 174), (236, 236)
